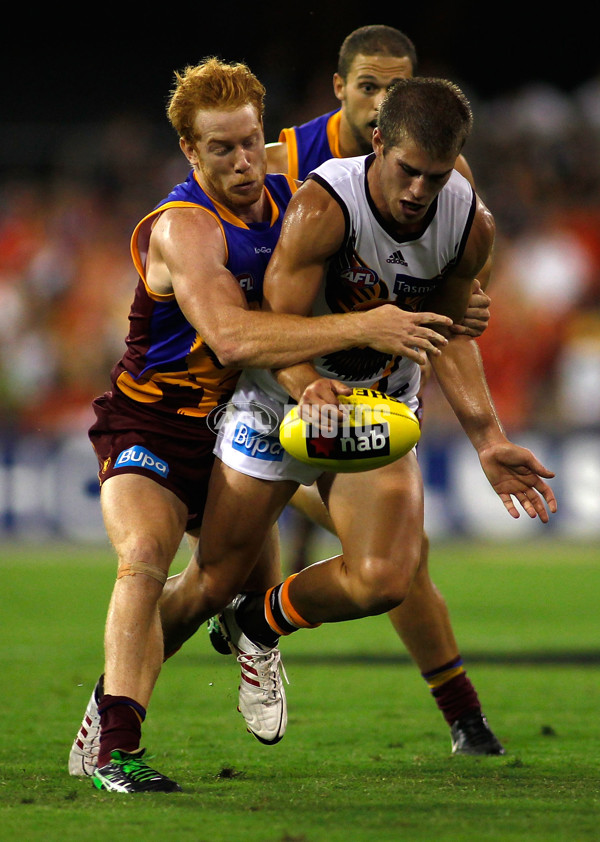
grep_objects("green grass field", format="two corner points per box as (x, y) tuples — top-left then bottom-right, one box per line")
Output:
(1, 537), (599, 841)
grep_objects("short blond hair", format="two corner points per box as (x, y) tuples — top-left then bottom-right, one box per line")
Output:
(167, 57), (266, 143)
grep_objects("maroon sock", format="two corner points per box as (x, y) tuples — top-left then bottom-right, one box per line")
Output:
(97, 694), (146, 767)
(432, 673), (481, 725)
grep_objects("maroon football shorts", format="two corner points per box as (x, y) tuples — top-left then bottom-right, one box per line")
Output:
(89, 391), (216, 531)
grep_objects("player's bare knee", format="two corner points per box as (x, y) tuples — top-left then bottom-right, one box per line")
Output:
(351, 555), (413, 613)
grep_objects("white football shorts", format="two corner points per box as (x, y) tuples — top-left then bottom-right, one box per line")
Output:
(214, 376), (322, 485)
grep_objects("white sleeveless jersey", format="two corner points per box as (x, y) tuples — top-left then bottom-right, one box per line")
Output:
(249, 153), (476, 404)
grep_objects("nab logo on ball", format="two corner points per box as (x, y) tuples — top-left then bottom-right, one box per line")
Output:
(279, 388), (421, 473)
(306, 423), (390, 462)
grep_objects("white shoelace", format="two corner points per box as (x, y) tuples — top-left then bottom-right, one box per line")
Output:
(237, 649), (289, 702)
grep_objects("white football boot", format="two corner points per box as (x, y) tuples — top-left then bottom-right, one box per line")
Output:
(68, 675), (103, 776)
(218, 597), (288, 744)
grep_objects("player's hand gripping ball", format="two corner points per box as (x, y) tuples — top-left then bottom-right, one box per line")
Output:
(279, 388), (420, 472)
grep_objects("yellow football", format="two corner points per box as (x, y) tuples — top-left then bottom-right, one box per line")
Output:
(279, 387), (420, 473)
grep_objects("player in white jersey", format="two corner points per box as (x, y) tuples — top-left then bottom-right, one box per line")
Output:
(250, 157), (475, 409)
(192, 79), (556, 702)
(234, 158), (475, 480)
(264, 24), (503, 756)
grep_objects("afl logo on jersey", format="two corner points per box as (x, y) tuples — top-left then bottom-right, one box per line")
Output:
(237, 273), (255, 292)
(340, 267), (378, 288)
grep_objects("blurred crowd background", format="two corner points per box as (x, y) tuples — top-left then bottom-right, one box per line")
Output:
(2, 16), (600, 443)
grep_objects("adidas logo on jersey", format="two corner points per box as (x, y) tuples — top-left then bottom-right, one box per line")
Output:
(386, 250), (408, 266)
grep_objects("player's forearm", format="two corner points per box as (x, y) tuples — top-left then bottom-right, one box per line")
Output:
(211, 309), (365, 370)
(430, 336), (506, 451)
(272, 362), (320, 402)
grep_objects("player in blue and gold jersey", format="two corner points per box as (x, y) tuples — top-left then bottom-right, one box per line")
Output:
(109, 167), (295, 422)
(71, 56), (450, 793)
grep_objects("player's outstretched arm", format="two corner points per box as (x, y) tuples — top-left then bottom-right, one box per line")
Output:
(431, 336), (556, 521)
(477, 442), (557, 522)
